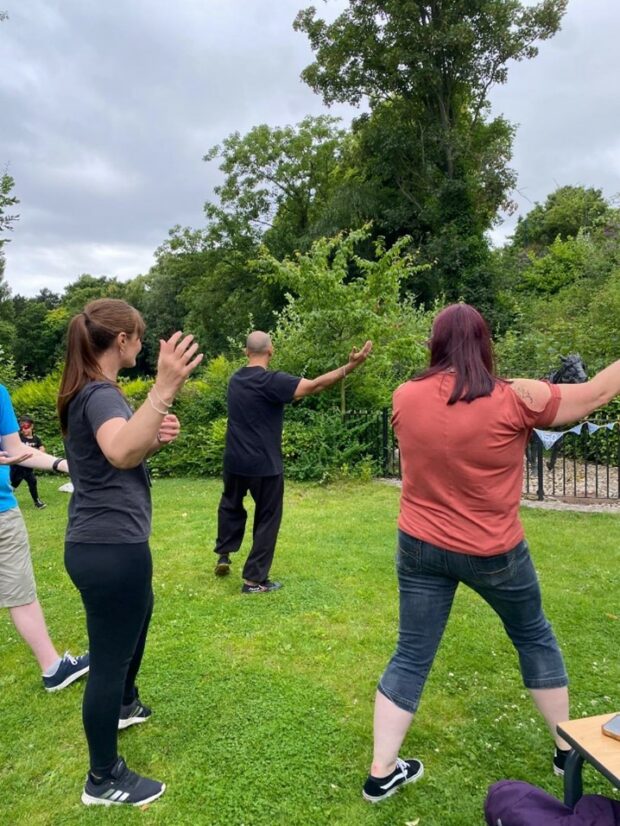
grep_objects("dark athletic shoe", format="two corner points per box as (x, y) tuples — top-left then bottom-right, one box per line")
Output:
(118, 695), (152, 730)
(43, 651), (89, 692)
(362, 757), (424, 803)
(553, 746), (571, 777)
(34, 499), (47, 509)
(81, 756), (165, 807)
(241, 580), (283, 594)
(214, 555), (231, 576)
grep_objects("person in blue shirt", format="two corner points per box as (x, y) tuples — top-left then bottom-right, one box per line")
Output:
(0, 384), (89, 691)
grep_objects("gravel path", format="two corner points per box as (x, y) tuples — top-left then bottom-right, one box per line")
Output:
(378, 478), (620, 513)
(520, 497), (620, 513)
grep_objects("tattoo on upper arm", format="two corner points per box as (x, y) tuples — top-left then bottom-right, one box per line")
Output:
(513, 384), (535, 406)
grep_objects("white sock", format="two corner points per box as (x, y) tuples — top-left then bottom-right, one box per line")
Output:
(43, 657), (62, 677)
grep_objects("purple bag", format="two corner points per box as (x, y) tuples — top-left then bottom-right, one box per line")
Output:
(484, 780), (620, 826)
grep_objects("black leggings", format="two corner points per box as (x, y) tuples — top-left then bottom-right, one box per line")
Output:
(65, 541), (153, 775)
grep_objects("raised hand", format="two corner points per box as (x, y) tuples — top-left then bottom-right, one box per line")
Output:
(347, 340), (373, 371)
(154, 332), (204, 402)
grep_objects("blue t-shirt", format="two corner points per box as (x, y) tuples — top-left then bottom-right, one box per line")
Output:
(0, 384), (19, 513)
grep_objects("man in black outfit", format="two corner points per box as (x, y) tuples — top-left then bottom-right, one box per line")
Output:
(11, 415), (47, 509)
(213, 330), (372, 594)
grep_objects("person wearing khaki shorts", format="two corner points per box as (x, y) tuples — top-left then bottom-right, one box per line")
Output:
(0, 383), (89, 691)
(0, 507), (37, 605)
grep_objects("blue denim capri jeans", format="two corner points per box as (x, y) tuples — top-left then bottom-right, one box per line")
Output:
(378, 530), (568, 714)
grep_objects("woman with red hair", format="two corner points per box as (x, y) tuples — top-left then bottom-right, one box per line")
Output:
(363, 303), (620, 803)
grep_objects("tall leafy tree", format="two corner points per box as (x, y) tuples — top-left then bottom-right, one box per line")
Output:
(294, 0), (568, 309)
(203, 115), (348, 258)
(0, 172), (19, 353)
(258, 225), (436, 412)
(511, 185), (613, 251)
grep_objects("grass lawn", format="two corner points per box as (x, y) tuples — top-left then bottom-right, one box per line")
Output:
(1, 477), (619, 826)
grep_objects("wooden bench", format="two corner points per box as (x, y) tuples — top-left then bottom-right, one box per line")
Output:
(557, 713), (620, 807)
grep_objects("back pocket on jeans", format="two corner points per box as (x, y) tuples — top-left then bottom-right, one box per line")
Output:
(467, 549), (517, 584)
(396, 536), (422, 573)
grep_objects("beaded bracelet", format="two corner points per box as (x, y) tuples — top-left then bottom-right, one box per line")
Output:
(151, 385), (172, 410)
(147, 391), (168, 416)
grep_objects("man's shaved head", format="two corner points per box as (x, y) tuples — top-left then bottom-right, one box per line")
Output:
(246, 331), (272, 355)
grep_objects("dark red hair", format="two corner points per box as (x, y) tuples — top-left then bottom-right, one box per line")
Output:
(414, 303), (501, 404)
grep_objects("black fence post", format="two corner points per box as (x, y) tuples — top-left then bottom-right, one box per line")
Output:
(382, 408), (389, 476)
(536, 438), (545, 501)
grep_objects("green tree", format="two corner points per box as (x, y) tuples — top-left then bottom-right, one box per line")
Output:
(12, 298), (69, 378)
(511, 185), (613, 251)
(0, 172), (19, 353)
(1, 16), (20, 353)
(61, 274), (127, 315)
(134, 228), (209, 371)
(203, 115), (348, 259)
(257, 226), (436, 412)
(294, 0), (568, 308)
(0, 171), (19, 243)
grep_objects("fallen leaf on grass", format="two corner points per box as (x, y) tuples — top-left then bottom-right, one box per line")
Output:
(605, 613), (618, 620)
(405, 819), (420, 825)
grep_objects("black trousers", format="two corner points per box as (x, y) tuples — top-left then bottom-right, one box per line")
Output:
(65, 540), (153, 776)
(214, 472), (284, 583)
(10, 465), (40, 503)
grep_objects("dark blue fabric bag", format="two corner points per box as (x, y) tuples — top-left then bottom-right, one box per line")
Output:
(484, 780), (620, 825)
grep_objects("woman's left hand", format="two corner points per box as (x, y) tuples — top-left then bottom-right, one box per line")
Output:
(156, 414), (181, 446)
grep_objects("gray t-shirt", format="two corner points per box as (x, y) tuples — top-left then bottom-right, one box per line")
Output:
(64, 381), (151, 544)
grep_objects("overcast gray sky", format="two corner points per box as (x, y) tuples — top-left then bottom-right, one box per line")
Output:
(1, 0), (619, 298)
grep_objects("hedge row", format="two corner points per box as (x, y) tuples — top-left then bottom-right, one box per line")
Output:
(9, 366), (383, 482)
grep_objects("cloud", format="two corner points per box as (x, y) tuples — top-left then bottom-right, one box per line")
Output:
(489, 0), (620, 240)
(6, 238), (156, 296)
(1, 0), (356, 296)
(1, 0), (619, 292)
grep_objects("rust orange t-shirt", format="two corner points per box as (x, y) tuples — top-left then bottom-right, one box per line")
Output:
(393, 374), (561, 556)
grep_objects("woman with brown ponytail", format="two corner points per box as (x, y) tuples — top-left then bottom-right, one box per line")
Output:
(58, 298), (202, 807)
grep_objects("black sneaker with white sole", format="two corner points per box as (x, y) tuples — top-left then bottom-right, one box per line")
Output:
(118, 695), (152, 730)
(81, 756), (165, 807)
(241, 579), (283, 594)
(362, 757), (424, 803)
(553, 746), (572, 776)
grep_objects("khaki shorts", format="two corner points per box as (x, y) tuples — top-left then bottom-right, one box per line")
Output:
(0, 507), (37, 608)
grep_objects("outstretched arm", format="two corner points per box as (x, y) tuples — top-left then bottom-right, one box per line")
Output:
(1, 432), (68, 472)
(293, 341), (373, 400)
(511, 359), (620, 427)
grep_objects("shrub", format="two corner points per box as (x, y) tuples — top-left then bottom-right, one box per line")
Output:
(7, 358), (387, 480)
(11, 372), (64, 454)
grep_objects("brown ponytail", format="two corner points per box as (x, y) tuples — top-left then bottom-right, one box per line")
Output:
(57, 298), (145, 433)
